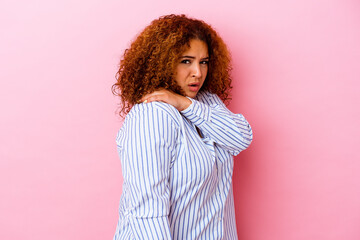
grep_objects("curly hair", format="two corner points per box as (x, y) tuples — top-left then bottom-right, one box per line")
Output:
(112, 14), (232, 116)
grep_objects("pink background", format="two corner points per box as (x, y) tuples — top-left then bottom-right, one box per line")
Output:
(1, 0), (359, 239)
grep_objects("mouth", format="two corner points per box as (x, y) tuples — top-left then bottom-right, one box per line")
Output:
(188, 82), (200, 92)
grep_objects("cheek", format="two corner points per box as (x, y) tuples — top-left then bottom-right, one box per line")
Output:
(202, 68), (208, 79)
(175, 68), (187, 83)
(174, 68), (181, 83)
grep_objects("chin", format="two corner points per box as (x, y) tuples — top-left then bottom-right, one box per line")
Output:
(186, 92), (197, 99)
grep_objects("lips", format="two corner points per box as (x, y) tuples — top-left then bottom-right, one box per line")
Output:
(188, 82), (200, 92)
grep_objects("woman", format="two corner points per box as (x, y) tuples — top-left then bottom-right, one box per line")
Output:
(112, 14), (253, 239)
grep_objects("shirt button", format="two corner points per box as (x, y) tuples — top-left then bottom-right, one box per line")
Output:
(218, 217), (222, 221)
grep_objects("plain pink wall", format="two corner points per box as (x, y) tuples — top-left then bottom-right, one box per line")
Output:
(1, 0), (359, 239)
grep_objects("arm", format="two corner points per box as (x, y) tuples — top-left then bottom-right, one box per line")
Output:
(181, 92), (253, 156)
(118, 103), (177, 239)
(141, 89), (252, 156)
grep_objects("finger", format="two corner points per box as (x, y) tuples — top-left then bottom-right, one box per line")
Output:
(144, 94), (165, 103)
(141, 91), (162, 101)
(141, 95), (154, 103)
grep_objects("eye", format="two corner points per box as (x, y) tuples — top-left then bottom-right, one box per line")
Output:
(200, 60), (209, 65)
(181, 59), (191, 64)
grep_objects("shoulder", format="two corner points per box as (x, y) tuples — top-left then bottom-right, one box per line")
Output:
(125, 101), (181, 128)
(116, 102), (181, 145)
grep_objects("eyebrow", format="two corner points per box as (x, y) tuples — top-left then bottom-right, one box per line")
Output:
(180, 56), (209, 59)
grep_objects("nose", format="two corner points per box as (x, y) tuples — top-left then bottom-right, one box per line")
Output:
(191, 63), (202, 78)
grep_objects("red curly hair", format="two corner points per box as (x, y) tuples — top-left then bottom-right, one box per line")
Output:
(112, 14), (232, 116)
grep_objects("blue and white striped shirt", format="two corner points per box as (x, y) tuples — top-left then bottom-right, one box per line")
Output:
(113, 91), (253, 239)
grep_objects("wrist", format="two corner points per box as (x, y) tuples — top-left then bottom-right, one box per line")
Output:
(178, 96), (192, 111)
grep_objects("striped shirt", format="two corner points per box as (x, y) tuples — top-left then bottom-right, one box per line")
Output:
(113, 91), (253, 239)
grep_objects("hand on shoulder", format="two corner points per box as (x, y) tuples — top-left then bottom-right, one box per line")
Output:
(140, 89), (192, 111)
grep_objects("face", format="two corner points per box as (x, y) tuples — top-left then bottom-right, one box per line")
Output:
(174, 39), (209, 98)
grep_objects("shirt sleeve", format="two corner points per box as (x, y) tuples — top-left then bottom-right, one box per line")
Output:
(181, 92), (253, 156)
(118, 103), (177, 239)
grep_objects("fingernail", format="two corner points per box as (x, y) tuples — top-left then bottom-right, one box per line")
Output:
(144, 100), (148, 103)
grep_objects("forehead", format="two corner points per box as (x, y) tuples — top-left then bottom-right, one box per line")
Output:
(181, 39), (209, 56)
